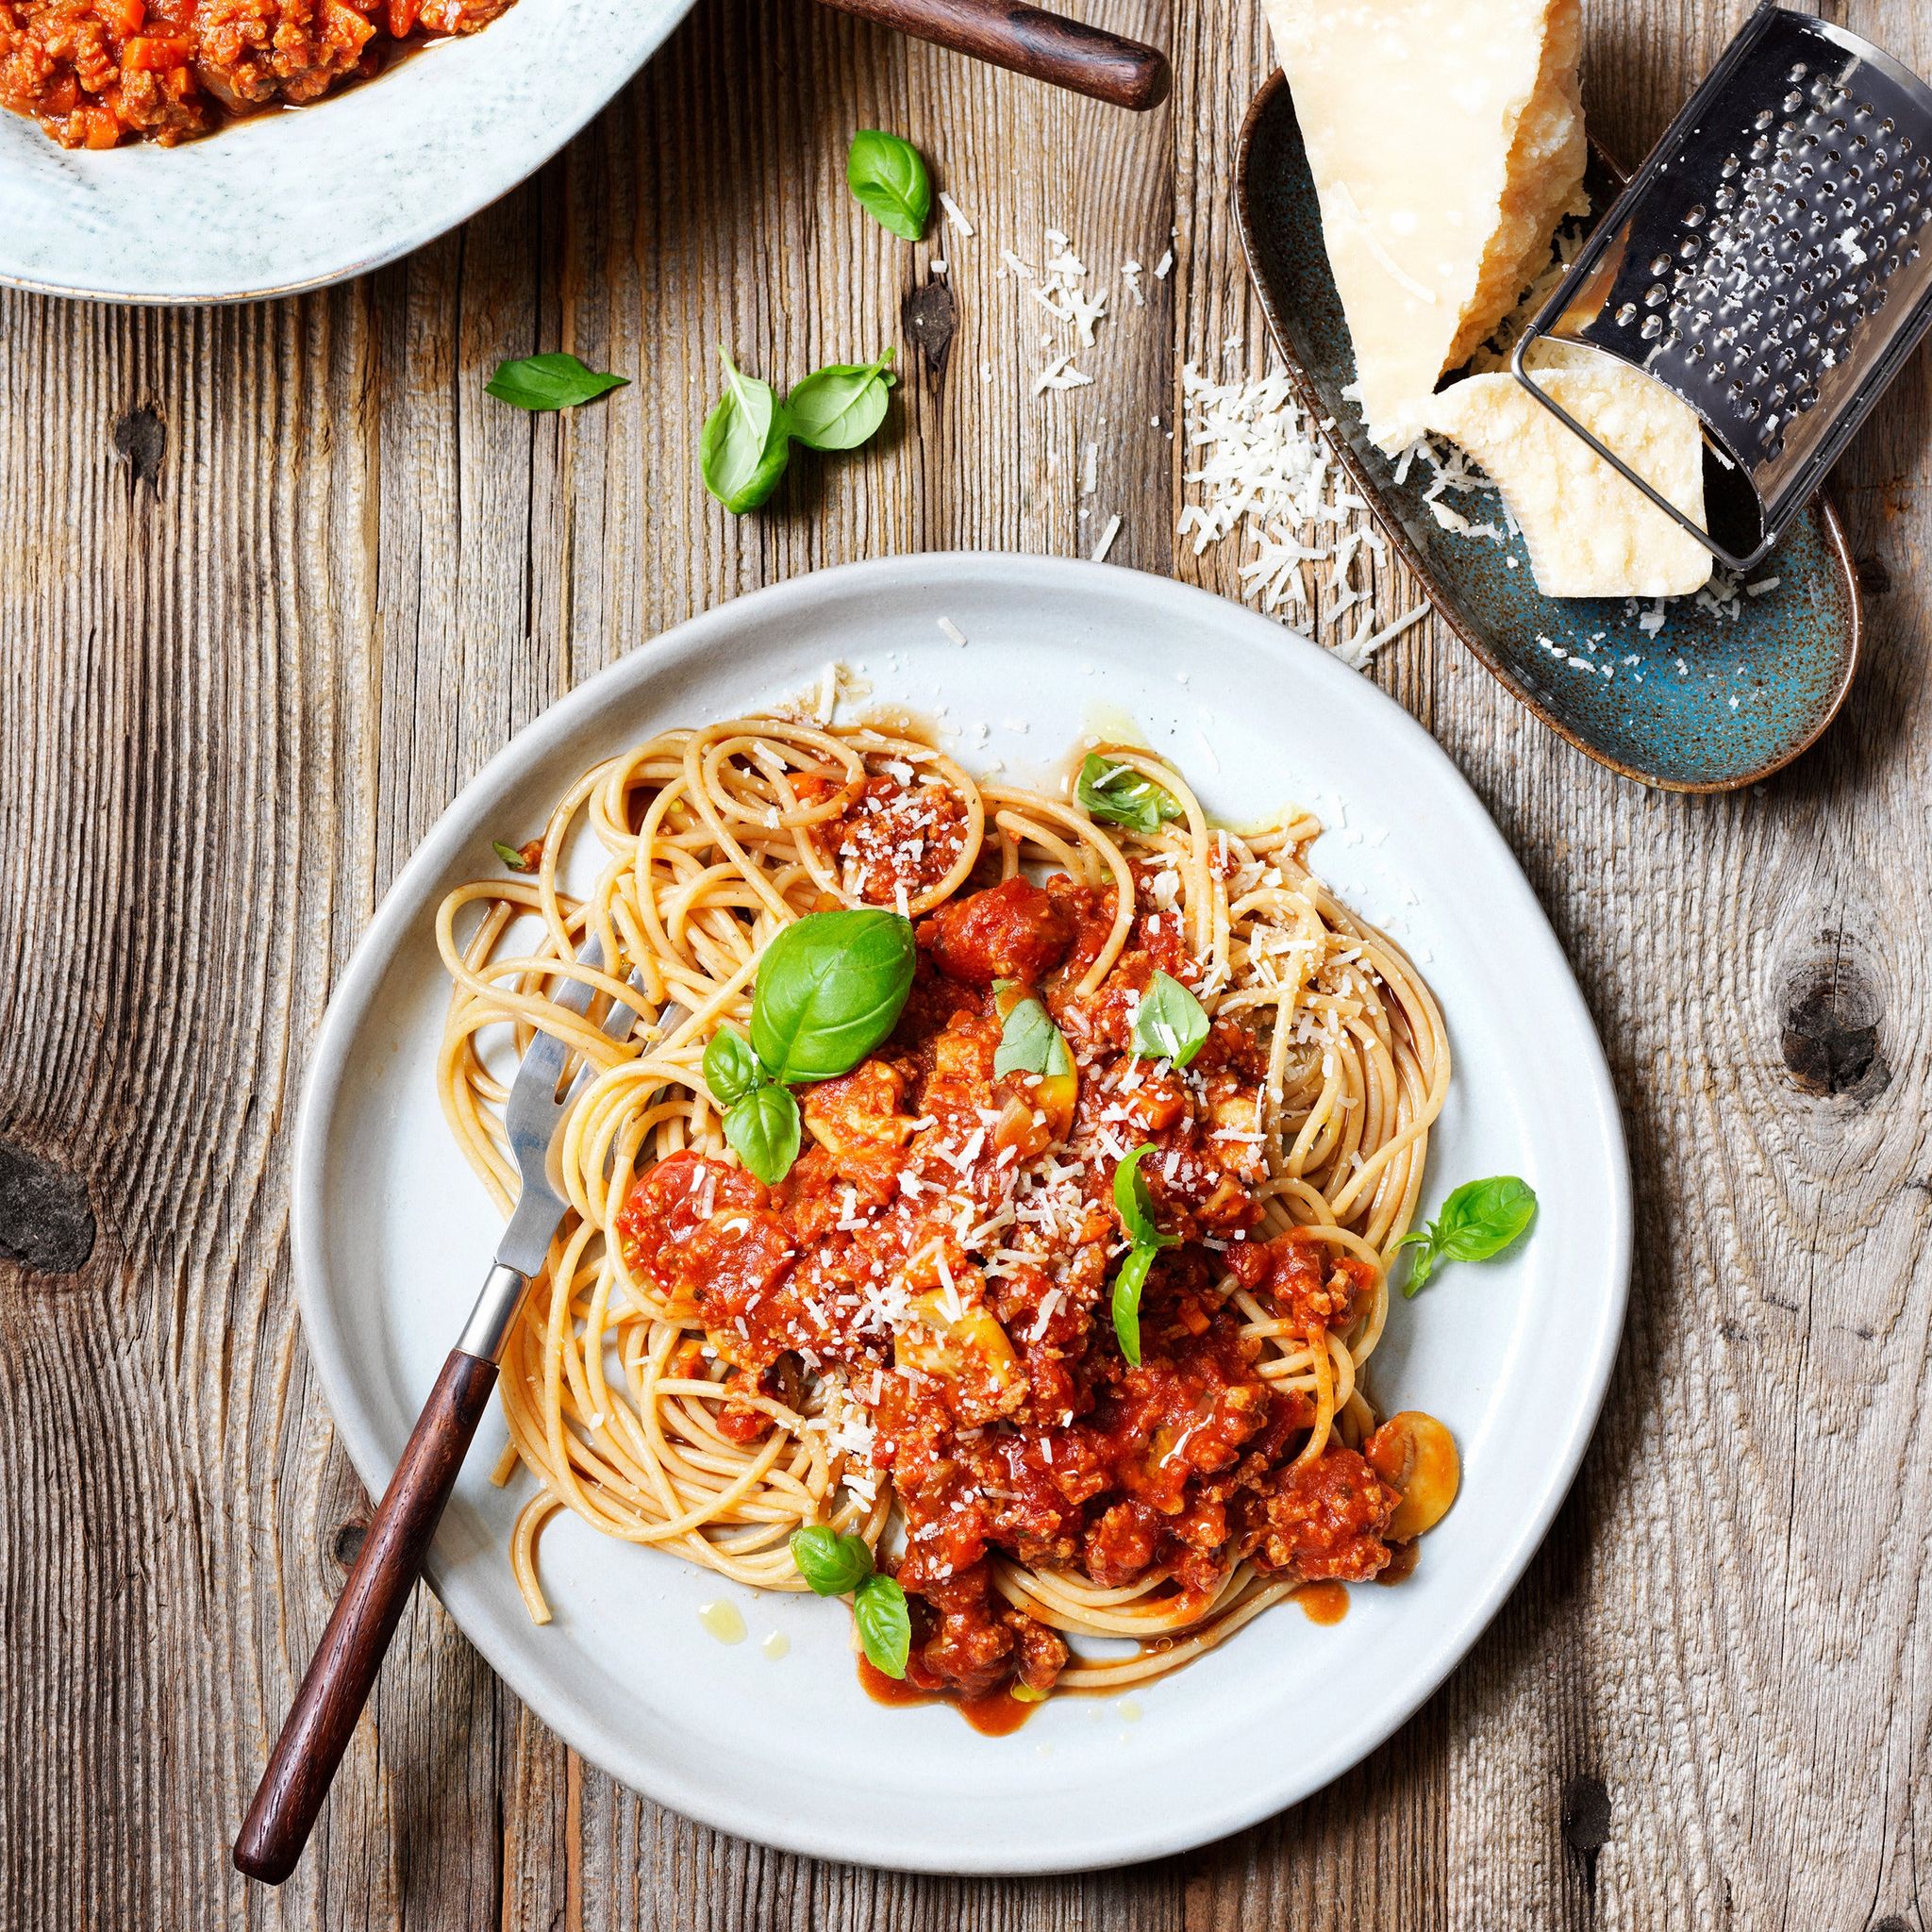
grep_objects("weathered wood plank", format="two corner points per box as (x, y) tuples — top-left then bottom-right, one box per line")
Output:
(2, 0), (1930, 1926)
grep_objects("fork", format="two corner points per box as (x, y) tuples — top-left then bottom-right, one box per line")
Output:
(234, 937), (640, 1885)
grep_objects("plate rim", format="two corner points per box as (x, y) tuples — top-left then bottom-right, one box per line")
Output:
(289, 551), (1633, 1873)
(1232, 67), (1864, 796)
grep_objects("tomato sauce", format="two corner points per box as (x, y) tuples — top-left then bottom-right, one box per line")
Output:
(0, 0), (511, 147)
(858, 1656), (1038, 1736)
(622, 861), (1416, 1710)
(1292, 1580), (1351, 1625)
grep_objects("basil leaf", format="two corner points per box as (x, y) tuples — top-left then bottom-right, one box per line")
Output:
(1396, 1226), (1441, 1296)
(1110, 1242), (1157, 1368)
(491, 839), (533, 873)
(853, 1572), (912, 1679)
(786, 351), (896, 453)
(846, 130), (930, 242)
(1431, 1175), (1538, 1260)
(789, 1525), (874, 1596)
(1400, 1175), (1538, 1296)
(751, 908), (916, 1084)
(1112, 1142), (1174, 1251)
(700, 348), (791, 514)
(993, 994), (1072, 1080)
(704, 1027), (761, 1108)
(724, 1084), (802, 1186)
(1132, 971), (1208, 1068)
(1074, 752), (1182, 835)
(486, 352), (628, 412)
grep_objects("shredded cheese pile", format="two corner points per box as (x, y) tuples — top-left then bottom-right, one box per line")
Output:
(1178, 358), (1428, 669)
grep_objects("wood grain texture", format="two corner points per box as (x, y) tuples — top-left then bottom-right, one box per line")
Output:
(1, 0), (1928, 1926)
(236, 1346), (501, 1885)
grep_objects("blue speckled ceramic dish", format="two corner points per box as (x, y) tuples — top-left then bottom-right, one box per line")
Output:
(0, 0), (694, 304)
(1234, 71), (1862, 792)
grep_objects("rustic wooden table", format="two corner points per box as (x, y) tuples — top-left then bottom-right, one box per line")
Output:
(3, 0), (1928, 1924)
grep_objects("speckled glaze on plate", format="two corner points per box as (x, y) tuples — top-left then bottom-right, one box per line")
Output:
(1234, 71), (1863, 793)
(0, 0), (693, 304)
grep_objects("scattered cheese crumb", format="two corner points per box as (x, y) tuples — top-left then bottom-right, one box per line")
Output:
(1092, 513), (1123, 562)
(937, 191), (975, 239)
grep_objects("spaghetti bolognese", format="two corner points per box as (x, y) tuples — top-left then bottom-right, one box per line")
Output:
(434, 712), (1457, 1718)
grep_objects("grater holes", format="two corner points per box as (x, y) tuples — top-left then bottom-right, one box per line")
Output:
(1649, 253), (1673, 275)
(1641, 314), (1664, 341)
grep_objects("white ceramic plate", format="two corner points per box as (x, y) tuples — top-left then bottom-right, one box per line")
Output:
(0, 0), (692, 303)
(292, 554), (1630, 1874)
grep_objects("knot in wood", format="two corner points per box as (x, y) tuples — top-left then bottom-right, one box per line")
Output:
(902, 279), (958, 382)
(1779, 935), (1889, 1099)
(111, 405), (166, 494)
(333, 1520), (369, 1568)
(0, 1138), (96, 1275)
(1561, 1774), (1611, 1854)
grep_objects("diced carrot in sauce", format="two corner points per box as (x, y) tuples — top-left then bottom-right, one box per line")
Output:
(123, 35), (192, 69)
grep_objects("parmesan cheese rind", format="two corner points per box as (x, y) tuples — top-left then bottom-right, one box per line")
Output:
(1264, 0), (1588, 454)
(1425, 364), (1714, 598)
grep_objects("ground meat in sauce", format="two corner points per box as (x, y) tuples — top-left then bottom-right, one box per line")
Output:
(619, 869), (1397, 1701)
(0, 0), (510, 147)
(796, 771), (970, 909)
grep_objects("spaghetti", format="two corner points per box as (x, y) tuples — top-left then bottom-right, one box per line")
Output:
(435, 712), (1455, 1712)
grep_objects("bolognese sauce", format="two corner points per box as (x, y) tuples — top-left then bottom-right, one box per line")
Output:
(0, 0), (510, 147)
(617, 864), (1422, 1713)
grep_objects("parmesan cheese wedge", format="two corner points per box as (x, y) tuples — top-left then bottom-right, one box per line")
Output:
(1425, 356), (1714, 598)
(1264, 0), (1587, 453)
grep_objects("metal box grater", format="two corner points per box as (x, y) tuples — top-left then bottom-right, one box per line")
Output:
(1514, 3), (1932, 572)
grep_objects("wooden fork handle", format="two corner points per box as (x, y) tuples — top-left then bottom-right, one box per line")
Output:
(818, 0), (1171, 110)
(233, 1347), (498, 1886)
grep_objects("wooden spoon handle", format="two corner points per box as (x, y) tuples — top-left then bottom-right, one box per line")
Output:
(232, 1348), (499, 1886)
(818, 0), (1171, 110)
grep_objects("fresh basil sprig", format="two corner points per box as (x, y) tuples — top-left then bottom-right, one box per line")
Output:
(486, 352), (629, 412)
(701, 347), (791, 514)
(1399, 1175), (1538, 1296)
(751, 908), (916, 1083)
(788, 1526), (912, 1678)
(786, 350), (897, 452)
(853, 1571), (911, 1679)
(993, 987), (1074, 1081)
(703, 1027), (761, 1107)
(1109, 1142), (1179, 1367)
(1132, 971), (1208, 1068)
(703, 910), (917, 1186)
(723, 1083), (803, 1188)
(701, 347), (899, 514)
(492, 839), (534, 873)
(1075, 753), (1183, 835)
(789, 1524), (874, 1596)
(846, 130), (931, 242)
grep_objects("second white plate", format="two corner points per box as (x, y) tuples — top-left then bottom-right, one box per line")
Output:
(0, 0), (693, 302)
(291, 554), (1630, 1874)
